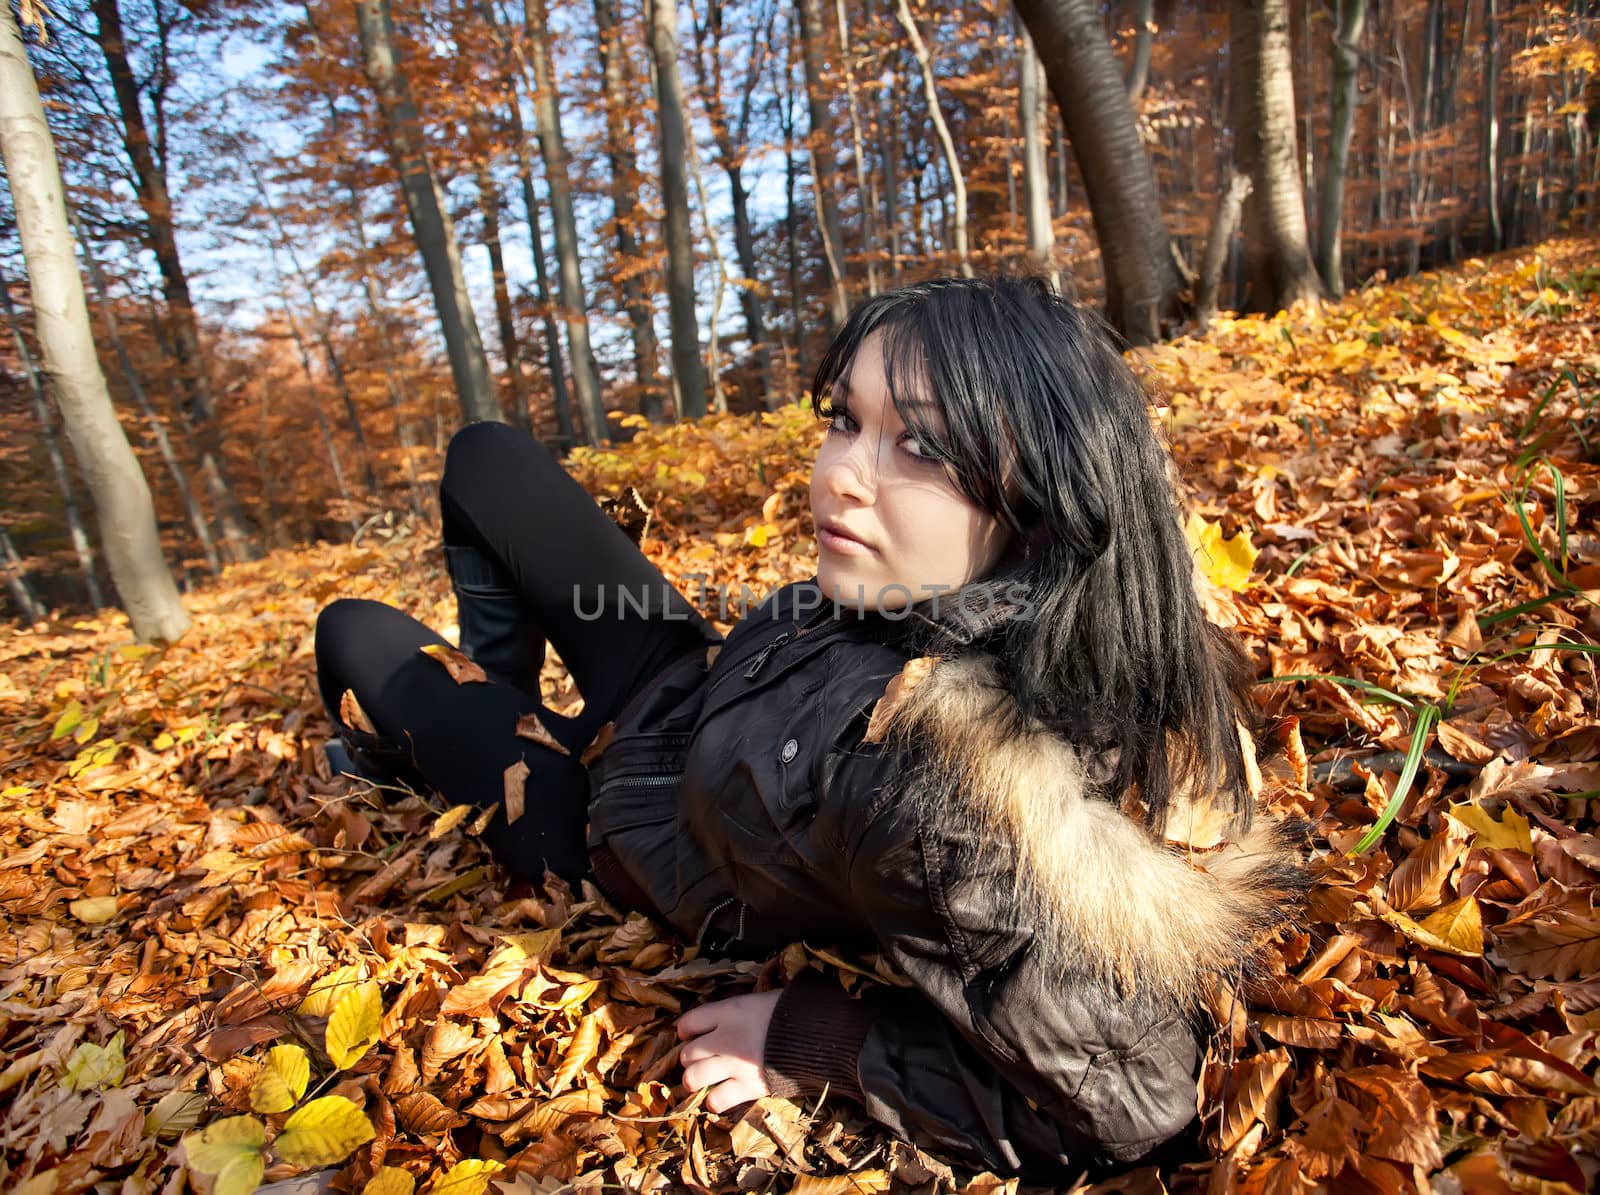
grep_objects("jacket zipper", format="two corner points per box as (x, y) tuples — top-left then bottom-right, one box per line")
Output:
(593, 770), (683, 801)
(695, 894), (750, 946)
(744, 631), (793, 680)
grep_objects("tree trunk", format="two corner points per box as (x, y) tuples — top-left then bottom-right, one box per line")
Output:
(92, 0), (259, 564)
(1197, 169), (1252, 330)
(593, 0), (665, 421)
(354, 0), (500, 425)
(896, 0), (971, 277)
(1, 266), (105, 608)
(89, 0), (211, 424)
(1, 525), (45, 623)
(797, 0), (849, 326)
(835, 0), (879, 295)
(507, 100), (577, 449)
(0, 4), (188, 640)
(1123, 0), (1154, 104)
(689, 0), (775, 405)
(1229, 0), (1323, 312)
(879, 68), (902, 282)
(75, 210), (222, 577)
(1317, 0), (1366, 295)
(473, 145), (531, 434)
(1014, 0), (1180, 343)
(1018, 22), (1058, 290)
(1482, 0), (1502, 250)
(646, 0), (708, 418)
(523, 0), (608, 446)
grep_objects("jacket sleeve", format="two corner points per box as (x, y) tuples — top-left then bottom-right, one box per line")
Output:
(761, 746), (1205, 1180)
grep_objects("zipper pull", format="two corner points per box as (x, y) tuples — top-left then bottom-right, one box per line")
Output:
(744, 630), (793, 680)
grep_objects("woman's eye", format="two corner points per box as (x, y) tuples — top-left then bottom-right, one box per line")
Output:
(825, 408), (853, 434)
(900, 435), (941, 463)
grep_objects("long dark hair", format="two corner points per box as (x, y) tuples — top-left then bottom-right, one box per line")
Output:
(807, 274), (1263, 839)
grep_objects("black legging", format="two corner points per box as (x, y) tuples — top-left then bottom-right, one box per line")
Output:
(314, 421), (721, 883)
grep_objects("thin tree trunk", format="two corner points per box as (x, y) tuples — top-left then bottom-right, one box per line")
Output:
(593, 0), (665, 421)
(1124, 0), (1154, 104)
(354, 0), (501, 425)
(0, 266), (104, 607)
(279, 301), (360, 534)
(1015, 0), (1181, 343)
(780, 49), (805, 382)
(507, 101), (577, 448)
(1, 525), (46, 623)
(0, 4), (188, 640)
(1018, 22), (1058, 290)
(896, 0), (971, 277)
(879, 67), (902, 282)
(689, 0), (776, 406)
(1483, 0), (1501, 249)
(249, 160), (383, 496)
(1197, 169), (1252, 330)
(74, 209), (222, 577)
(835, 0), (879, 294)
(523, 0), (608, 445)
(797, 0), (849, 326)
(1230, 0), (1323, 312)
(473, 142), (532, 434)
(89, 0), (212, 425)
(1317, 0), (1366, 294)
(647, 0), (709, 418)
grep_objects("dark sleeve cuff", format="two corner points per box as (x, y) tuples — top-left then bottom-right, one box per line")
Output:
(762, 968), (878, 1105)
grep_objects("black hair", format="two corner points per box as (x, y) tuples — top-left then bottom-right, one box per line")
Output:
(807, 273), (1262, 839)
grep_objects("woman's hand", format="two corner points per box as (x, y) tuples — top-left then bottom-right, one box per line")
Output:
(675, 989), (783, 1113)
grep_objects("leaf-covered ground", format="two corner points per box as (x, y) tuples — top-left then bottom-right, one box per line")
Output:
(3, 240), (1600, 1195)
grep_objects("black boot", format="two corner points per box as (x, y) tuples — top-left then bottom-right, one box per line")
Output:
(325, 723), (431, 795)
(444, 542), (547, 691)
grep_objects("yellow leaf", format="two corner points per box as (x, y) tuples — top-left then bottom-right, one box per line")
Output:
(789, 1173), (893, 1195)
(1446, 801), (1533, 854)
(152, 731), (175, 750)
(250, 1044), (310, 1113)
(183, 1115), (266, 1186)
(73, 714), (99, 744)
(50, 699), (83, 741)
(424, 1159), (505, 1195)
(1418, 896), (1485, 956)
(362, 1167), (417, 1195)
(1186, 513), (1258, 591)
(327, 979), (383, 1068)
(273, 1096), (376, 1168)
(297, 965), (365, 1016)
(429, 804), (476, 840)
(69, 895), (119, 925)
(11, 1171), (60, 1195)
(1, 784), (31, 797)
(60, 1031), (125, 1091)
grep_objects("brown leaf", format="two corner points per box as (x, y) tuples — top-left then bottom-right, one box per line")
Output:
(547, 1012), (601, 1095)
(1211, 1048), (1293, 1153)
(579, 721), (614, 767)
(395, 1090), (468, 1135)
(419, 642), (488, 684)
(503, 759), (529, 825)
(1388, 828), (1470, 912)
(340, 688), (377, 735)
(515, 711), (570, 756)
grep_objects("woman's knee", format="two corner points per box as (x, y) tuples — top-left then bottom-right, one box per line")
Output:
(442, 421), (547, 514)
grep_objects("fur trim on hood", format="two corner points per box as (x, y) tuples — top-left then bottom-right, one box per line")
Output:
(863, 649), (1310, 1015)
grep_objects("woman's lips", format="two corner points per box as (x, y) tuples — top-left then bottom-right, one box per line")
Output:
(819, 525), (874, 554)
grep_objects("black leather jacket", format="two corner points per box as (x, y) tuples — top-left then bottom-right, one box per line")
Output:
(584, 575), (1301, 1180)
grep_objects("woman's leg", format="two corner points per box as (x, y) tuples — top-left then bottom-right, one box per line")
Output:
(315, 597), (593, 884)
(438, 421), (722, 747)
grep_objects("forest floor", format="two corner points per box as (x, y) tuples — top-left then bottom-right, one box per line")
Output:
(3, 238), (1600, 1195)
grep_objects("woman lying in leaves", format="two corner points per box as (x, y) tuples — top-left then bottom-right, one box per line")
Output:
(314, 274), (1310, 1183)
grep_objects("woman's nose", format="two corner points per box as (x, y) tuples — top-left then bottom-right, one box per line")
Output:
(822, 436), (880, 504)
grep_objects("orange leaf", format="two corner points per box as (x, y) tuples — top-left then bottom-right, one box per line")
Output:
(514, 711), (569, 756)
(420, 643), (487, 684)
(503, 759), (528, 825)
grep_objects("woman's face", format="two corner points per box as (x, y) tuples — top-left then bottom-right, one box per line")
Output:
(809, 330), (1014, 612)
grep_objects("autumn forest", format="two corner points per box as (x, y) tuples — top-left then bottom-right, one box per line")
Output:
(2, 0), (1600, 1192)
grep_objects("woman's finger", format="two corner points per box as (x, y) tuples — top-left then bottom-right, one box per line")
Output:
(681, 1054), (729, 1093)
(676, 1004), (719, 1040)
